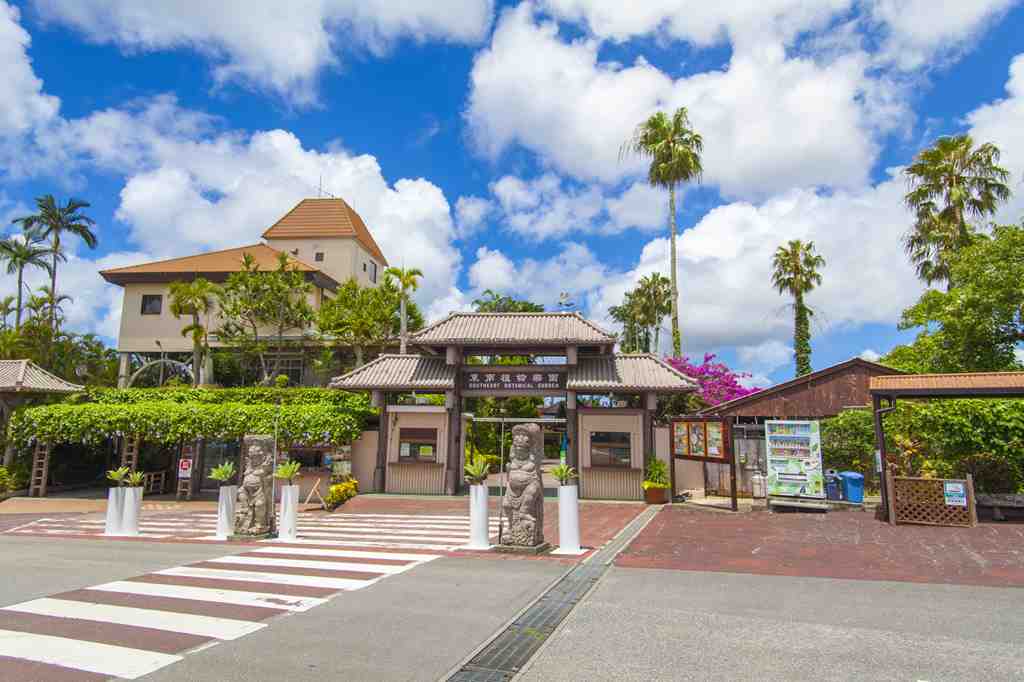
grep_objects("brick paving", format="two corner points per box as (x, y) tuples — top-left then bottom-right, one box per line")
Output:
(617, 505), (1024, 588)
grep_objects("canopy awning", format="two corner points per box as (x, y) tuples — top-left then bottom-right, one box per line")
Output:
(870, 371), (1024, 399)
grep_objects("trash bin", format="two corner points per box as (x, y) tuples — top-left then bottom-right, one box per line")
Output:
(825, 471), (842, 501)
(839, 471), (864, 503)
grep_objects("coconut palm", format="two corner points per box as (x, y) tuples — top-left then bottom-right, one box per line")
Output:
(622, 107), (703, 357)
(772, 240), (825, 377)
(903, 135), (1011, 288)
(0, 236), (52, 330)
(34, 285), (73, 328)
(12, 195), (97, 332)
(383, 266), (422, 354)
(169, 277), (220, 386)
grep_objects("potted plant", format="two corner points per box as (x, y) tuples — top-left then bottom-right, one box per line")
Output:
(642, 457), (671, 504)
(274, 459), (302, 541)
(121, 470), (145, 536)
(209, 461), (237, 540)
(463, 456), (491, 550)
(104, 466), (130, 536)
(550, 463), (584, 555)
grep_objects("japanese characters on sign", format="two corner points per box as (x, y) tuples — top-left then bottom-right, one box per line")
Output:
(462, 368), (565, 391)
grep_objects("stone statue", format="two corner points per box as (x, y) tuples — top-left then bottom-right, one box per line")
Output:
(501, 423), (545, 547)
(234, 435), (275, 537)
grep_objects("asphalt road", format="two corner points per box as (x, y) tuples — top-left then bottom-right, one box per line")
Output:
(518, 566), (1024, 681)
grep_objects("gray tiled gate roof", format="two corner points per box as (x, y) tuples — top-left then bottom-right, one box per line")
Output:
(0, 360), (84, 394)
(411, 312), (615, 346)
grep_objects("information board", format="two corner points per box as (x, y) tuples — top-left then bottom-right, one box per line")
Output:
(178, 458), (193, 479)
(764, 420), (824, 499)
(672, 420), (726, 459)
(943, 481), (967, 507)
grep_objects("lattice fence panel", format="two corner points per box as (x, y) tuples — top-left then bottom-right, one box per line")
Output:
(890, 475), (975, 527)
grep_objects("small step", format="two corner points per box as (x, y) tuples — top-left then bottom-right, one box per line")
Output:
(768, 496), (830, 512)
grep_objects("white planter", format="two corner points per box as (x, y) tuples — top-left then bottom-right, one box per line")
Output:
(278, 484), (300, 541)
(216, 485), (238, 540)
(466, 484), (491, 550)
(121, 486), (143, 537)
(552, 484), (585, 555)
(104, 487), (125, 536)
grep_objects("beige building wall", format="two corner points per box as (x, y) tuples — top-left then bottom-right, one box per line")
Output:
(577, 409), (644, 501)
(263, 237), (383, 287)
(384, 408), (448, 495)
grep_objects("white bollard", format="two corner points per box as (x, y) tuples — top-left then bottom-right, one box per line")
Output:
(278, 484), (299, 541)
(104, 487), (125, 536)
(121, 486), (142, 537)
(552, 483), (585, 555)
(466, 484), (491, 550)
(216, 485), (238, 540)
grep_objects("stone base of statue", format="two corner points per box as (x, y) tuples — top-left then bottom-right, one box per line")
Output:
(499, 423), (547, 551)
(233, 434), (277, 539)
(494, 540), (551, 555)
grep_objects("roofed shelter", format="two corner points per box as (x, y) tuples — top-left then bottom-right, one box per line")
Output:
(0, 361), (84, 492)
(330, 312), (696, 499)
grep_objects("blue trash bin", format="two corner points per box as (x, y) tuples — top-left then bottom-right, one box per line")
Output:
(839, 471), (864, 503)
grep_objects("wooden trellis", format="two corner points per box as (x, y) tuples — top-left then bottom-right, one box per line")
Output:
(28, 442), (51, 497)
(886, 470), (977, 527)
(120, 435), (140, 471)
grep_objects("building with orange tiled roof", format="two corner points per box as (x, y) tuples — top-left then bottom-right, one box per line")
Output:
(100, 199), (388, 386)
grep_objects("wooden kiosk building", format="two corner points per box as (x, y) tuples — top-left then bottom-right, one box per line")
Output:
(330, 312), (696, 499)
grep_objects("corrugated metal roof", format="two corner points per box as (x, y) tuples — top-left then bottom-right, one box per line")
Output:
(0, 360), (84, 394)
(568, 354), (697, 393)
(262, 198), (388, 266)
(99, 243), (323, 285)
(412, 312), (615, 346)
(870, 371), (1024, 396)
(329, 355), (456, 391)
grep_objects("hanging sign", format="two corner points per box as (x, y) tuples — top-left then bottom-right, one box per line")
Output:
(764, 420), (824, 499)
(178, 458), (193, 479)
(462, 368), (565, 391)
(943, 481), (967, 507)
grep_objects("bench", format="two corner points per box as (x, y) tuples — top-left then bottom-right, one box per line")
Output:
(975, 493), (1024, 521)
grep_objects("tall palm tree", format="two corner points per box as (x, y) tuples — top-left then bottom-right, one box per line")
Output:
(772, 240), (825, 377)
(12, 195), (98, 332)
(383, 266), (422, 354)
(635, 273), (672, 356)
(622, 107), (703, 357)
(903, 135), (1011, 288)
(0, 236), (52, 330)
(35, 285), (73, 329)
(169, 277), (220, 386)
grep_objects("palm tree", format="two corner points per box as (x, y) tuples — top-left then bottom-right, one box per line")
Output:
(12, 195), (98, 332)
(0, 296), (14, 330)
(169, 277), (219, 386)
(609, 290), (650, 353)
(635, 273), (672, 356)
(0, 329), (23, 360)
(0, 236), (51, 330)
(622, 107), (703, 357)
(903, 135), (1011, 288)
(36, 285), (72, 327)
(383, 266), (422, 354)
(772, 240), (825, 377)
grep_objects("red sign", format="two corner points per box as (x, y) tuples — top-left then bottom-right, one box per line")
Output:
(178, 458), (193, 479)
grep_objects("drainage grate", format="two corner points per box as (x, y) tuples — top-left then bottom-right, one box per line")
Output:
(448, 507), (658, 682)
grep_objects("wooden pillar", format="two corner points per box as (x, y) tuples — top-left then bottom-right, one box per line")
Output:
(565, 391), (578, 469)
(374, 401), (388, 493)
(29, 441), (51, 497)
(873, 394), (892, 516)
(120, 434), (140, 471)
(445, 390), (462, 495)
(0, 396), (16, 469)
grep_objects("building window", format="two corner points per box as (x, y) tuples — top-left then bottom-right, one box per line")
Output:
(140, 294), (162, 315)
(398, 428), (437, 463)
(590, 431), (631, 468)
(315, 252), (324, 262)
(369, 261), (378, 283)
(267, 355), (304, 385)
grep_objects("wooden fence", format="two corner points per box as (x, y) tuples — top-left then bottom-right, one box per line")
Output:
(886, 470), (977, 527)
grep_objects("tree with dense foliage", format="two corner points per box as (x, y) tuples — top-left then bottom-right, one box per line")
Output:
(888, 223), (1024, 373)
(472, 289), (545, 313)
(0, 235), (51, 330)
(622, 107), (703, 356)
(318, 278), (393, 366)
(771, 240), (825, 377)
(217, 252), (314, 383)
(169, 277), (220, 386)
(0, 296), (14, 330)
(609, 290), (650, 353)
(635, 273), (672, 355)
(383, 266), (422, 354)
(903, 135), (1011, 288)
(11, 195), (97, 332)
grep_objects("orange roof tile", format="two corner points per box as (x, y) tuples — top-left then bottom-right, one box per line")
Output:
(870, 371), (1024, 397)
(262, 198), (388, 266)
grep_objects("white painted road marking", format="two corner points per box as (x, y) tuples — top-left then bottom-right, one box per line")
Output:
(0, 629), (182, 679)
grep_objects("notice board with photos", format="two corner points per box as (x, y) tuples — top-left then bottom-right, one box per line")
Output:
(764, 420), (824, 499)
(671, 417), (737, 511)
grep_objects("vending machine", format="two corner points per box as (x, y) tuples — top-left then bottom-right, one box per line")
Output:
(764, 420), (824, 500)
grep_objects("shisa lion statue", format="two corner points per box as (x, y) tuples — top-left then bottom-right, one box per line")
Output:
(234, 434), (275, 537)
(501, 423), (545, 548)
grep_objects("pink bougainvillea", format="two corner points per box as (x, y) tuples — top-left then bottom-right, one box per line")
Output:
(665, 354), (761, 406)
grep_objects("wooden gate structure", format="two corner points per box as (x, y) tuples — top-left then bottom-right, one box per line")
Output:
(886, 471), (977, 527)
(671, 416), (738, 511)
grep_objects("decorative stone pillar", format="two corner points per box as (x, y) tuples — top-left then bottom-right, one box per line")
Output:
(233, 434), (276, 538)
(498, 423), (549, 553)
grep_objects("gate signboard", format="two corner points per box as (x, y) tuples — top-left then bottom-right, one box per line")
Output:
(764, 420), (824, 499)
(462, 367), (565, 392)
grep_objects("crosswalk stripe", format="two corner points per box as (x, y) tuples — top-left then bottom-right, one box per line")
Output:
(157, 566), (376, 591)
(205, 555), (410, 575)
(296, 530), (471, 542)
(263, 537), (468, 550)
(89, 580), (327, 613)
(0, 629), (182, 680)
(292, 526), (473, 539)
(247, 546), (441, 562)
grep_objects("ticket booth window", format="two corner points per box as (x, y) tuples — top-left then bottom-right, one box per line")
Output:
(399, 428), (438, 463)
(590, 431), (631, 468)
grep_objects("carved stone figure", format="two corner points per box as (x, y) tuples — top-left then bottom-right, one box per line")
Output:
(234, 435), (275, 536)
(501, 423), (545, 547)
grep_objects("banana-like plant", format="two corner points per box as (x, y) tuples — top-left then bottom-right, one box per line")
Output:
(464, 456), (490, 485)
(274, 460), (302, 485)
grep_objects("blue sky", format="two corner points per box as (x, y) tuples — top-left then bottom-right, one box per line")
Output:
(1, 0), (1023, 386)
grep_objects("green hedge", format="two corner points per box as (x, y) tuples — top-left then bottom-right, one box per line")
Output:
(76, 387), (363, 406)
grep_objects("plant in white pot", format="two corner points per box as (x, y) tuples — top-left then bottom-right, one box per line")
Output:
(209, 461), (237, 540)
(274, 460), (302, 542)
(104, 466), (129, 536)
(463, 456), (491, 550)
(121, 470), (146, 537)
(550, 463), (584, 555)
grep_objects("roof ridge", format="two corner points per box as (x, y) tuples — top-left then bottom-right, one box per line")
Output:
(100, 243), (271, 273)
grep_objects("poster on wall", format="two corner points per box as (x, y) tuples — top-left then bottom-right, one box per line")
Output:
(672, 420), (726, 460)
(764, 420), (824, 499)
